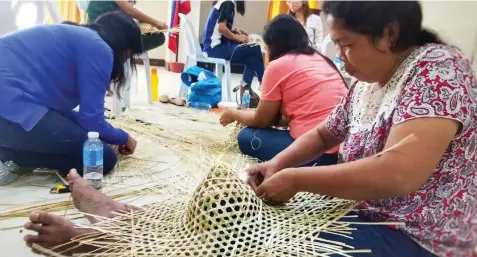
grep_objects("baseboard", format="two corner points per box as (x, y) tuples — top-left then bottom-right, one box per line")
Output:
(134, 58), (165, 67)
(135, 58), (244, 74)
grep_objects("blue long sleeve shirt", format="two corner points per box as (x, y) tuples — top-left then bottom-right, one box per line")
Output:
(0, 24), (128, 145)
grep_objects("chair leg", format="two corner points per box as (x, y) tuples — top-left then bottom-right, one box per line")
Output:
(179, 56), (194, 98)
(215, 63), (226, 101)
(142, 53), (153, 104)
(123, 61), (132, 109)
(224, 62), (232, 102)
(112, 88), (122, 117)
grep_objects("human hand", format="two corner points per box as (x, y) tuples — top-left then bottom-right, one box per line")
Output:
(119, 134), (137, 155)
(153, 21), (168, 30)
(219, 110), (237, 126)
(235, 34), (249, 44)
(247, 161), (282, 192)
(255, 168), (298, 205)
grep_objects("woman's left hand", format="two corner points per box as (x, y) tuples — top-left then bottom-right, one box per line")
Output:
(255, 168), (298, 205)
(220, 110), (237, 126)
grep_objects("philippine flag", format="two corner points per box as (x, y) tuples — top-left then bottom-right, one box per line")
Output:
(168, 0), (191, 54)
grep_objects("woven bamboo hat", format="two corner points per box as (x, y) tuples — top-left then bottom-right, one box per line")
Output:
(44, 158), (362, 257)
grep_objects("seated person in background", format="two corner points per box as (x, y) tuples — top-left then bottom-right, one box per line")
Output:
(86, 0), (168, 52)
(203, 0), (263, 106)
(288, 0), (323, 51)
(219, 14), (347, 166)
(0, 12), (139, 185)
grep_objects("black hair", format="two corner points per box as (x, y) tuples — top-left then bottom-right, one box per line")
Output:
(212, 0), (245, 16)
(322, 1), (443, 52)
(263, 14), (345, 83)
(62, 11), (142, 96)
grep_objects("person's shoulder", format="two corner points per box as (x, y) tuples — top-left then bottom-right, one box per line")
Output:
(417, 43), (474, 78)
(215, 0), (234, 9)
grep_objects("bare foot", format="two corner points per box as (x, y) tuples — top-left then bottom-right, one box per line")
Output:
(23, 211), (90, 252)
(68, 169), (127, 223)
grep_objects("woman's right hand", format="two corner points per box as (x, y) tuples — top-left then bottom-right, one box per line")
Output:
(153, 20), (168, 30)
(235, 34), (249, 44)
(247, 161), (282, 192)
(119, 135), (137, 155)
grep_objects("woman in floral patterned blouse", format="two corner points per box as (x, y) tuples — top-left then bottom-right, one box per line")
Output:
(247, 2), (477, 257)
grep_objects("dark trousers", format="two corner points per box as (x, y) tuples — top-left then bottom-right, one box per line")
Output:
(237, 127), (338, 166)
(321, 213), (437, 257)
(0, 111), (117, 176)
(206, 43), (264, 86)
(142, 33), (165, 52)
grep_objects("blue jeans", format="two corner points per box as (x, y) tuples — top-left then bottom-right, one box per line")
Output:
(321, 213), (436, 257)
(0, 111), (117, 176)
(206, 43), (264, 85)
(237, 127), (338, 166)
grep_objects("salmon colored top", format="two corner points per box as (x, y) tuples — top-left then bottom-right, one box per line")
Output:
(261, 53), (347, 153)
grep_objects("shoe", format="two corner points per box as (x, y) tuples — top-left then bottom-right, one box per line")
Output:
(159, 95), (169, 103)
(169, 97), (186, 106)
(4, 161), (35, 174)
(0, 161), (19, 186)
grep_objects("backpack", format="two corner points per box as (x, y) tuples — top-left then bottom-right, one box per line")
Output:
(181, 66), (222, 108)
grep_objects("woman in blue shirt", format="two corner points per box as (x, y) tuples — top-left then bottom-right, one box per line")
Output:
(0, 12), (141, 185)
(202, 0), (263, 107)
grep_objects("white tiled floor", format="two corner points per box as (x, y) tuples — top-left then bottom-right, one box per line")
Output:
(0, 65), (254, 257)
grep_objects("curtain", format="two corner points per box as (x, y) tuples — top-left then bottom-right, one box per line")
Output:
(54, 1), (80, 23)
(268, 0), (318, 20)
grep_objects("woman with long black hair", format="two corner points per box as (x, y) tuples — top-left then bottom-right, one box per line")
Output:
(0, 12), (141, 185)
(219, 14), (347, 165)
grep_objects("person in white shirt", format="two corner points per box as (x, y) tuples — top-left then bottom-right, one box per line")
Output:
(287, 1), (323, 51)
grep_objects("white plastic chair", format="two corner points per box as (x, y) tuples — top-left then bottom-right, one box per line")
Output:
(112, 52), (152, 116)
(178, 13), (232, 102)
(321, 33), (335, 60)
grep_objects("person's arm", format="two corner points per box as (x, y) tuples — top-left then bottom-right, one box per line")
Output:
(293, 117), (459, 201)
(268, 82), (354, 170)
(216, 1), (246, 43)
(227, 100), (281, 128)
(75, 41), (128, 145)
(115, 0), (167, 29)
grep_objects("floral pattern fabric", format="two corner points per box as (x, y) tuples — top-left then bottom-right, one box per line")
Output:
(325, 44), (477, 257)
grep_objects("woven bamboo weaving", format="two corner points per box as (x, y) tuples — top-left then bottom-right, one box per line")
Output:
(41, 155), (363, 257)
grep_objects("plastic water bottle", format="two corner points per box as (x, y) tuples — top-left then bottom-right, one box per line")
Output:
(83, 132), (103, 190)
(189, 102), (211, 111)
(242, 90), (251, 110)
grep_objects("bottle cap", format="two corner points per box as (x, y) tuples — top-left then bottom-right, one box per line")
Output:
(88, 132), (99, 139)
(245, 90), (250, 93)
(151, 68), (157, 75)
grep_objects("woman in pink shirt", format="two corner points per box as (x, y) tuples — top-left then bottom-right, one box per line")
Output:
(220, 14), (347, 165)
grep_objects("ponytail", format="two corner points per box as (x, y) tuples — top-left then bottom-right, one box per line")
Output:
(419, 28), (443, 46)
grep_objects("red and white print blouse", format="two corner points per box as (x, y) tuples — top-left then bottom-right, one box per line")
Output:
(325, 44), (477, 257)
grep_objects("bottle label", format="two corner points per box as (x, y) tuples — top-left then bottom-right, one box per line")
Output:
(83, 148), (104, 167)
